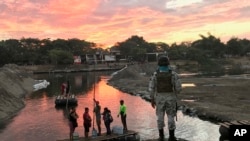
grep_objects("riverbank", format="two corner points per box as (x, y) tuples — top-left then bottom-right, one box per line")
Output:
(1, 61), (249, 125)
(20, 63), (126, 74)
(108, 62), (250, 123)
(0, 63), (125, 123)
(0, 64), (34, 122)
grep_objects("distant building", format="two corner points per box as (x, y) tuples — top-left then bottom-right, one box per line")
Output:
(85, 54), (96, 65)
(73, 56), (81, 64)
(104, 55), (115, 62)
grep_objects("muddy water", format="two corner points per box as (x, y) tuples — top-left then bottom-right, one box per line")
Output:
(0, 72), (220, 141)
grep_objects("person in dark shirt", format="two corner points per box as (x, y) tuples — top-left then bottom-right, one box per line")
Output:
(83, 107), (92, 138)
(94, 99), (101, 136)
(69, 107), (78, 141)
(102, 107), (113, 135)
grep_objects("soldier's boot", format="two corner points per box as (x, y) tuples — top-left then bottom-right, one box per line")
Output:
(158, 129), (164, 141)
(168, 129), (177, 141)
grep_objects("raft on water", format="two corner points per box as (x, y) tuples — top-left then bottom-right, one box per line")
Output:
(55, 94), (78, 106)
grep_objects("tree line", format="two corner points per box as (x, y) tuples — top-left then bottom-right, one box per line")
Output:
(0, 33), (250, 67)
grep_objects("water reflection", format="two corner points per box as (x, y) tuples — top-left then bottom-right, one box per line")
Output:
(0, 72), (220, 141)
(182, 83), (196, 88)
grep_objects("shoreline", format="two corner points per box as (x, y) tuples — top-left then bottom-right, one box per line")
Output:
(1, 63), (249, 133)
(0, 64), (34, 123)
(107, 63), (250, 123)
(107, 81), (224, 123)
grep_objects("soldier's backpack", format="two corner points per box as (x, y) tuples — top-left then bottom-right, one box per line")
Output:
(156, 70), (174, 93)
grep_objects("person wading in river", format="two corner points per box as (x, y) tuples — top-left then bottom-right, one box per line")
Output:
(148, 55), (182, 141)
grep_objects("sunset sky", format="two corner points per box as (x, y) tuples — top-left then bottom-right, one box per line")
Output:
(1, 0), (250, 48)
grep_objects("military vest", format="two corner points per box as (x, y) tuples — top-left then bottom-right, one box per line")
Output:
(156, 71), (173, 93)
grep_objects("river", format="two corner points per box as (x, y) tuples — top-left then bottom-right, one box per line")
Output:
(0, 71), (220, 141)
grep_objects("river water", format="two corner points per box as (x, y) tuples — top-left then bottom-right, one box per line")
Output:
(0, 71), (220, 141)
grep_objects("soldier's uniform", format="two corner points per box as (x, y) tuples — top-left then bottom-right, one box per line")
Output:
(148, 56), (182, 141)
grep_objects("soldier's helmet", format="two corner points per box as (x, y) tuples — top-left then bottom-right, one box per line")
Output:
(158, 55), (170, 66)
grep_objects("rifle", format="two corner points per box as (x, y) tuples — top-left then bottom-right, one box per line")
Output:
(173, 81), (178, 121)
(176, 99), (178, 121)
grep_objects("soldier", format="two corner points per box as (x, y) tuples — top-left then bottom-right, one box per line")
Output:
(148, 55), (182, 141)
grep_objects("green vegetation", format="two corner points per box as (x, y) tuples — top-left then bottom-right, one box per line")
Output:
(0, 34), (250, 75)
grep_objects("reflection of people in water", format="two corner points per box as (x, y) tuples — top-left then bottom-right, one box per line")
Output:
(55, 106), (72, 118)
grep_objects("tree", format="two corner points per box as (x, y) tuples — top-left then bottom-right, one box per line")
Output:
(114, 35), (152, 61)
(3, 39), (23, 64)
(192, 33), (225, 58)
(226, 37), (248, 56)
(49, 49), (74, 65)
(168, 43), (189, 60)
(154, 42), (169, 52)
(68, 38), (94, 55)
(0, 43), (8, 66)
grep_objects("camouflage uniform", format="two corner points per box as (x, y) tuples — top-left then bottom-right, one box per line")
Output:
(148, 70), (181, 130)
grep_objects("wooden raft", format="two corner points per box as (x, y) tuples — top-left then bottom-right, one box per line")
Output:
(57, 130), (138, 141)
(55, 94), (78, 106)
(219, 120), (250, 139)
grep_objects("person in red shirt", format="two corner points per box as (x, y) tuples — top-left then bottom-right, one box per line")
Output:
(83, 107), (92, 138)
(61, 82), (66, 96)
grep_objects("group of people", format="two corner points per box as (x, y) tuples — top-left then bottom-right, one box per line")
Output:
(93, 99), (114, 136)
(68, 55), (182, 141)
(67, 99), (128, 140)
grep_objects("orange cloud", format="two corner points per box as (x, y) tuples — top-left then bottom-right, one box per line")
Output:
(0, 0), (249, 48)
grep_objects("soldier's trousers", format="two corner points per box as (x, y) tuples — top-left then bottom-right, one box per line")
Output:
(155, 94), (176, 130)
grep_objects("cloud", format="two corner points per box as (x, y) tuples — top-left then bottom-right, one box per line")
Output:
(0, 0), (249, 47)
(166, 0), (203, 9)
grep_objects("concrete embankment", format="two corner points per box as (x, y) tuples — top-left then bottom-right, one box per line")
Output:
(0, 64), (34, 122)
(23, 64), (126, 74)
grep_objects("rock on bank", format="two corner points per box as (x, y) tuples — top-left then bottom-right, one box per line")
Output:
(0, 64), (34, 122)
